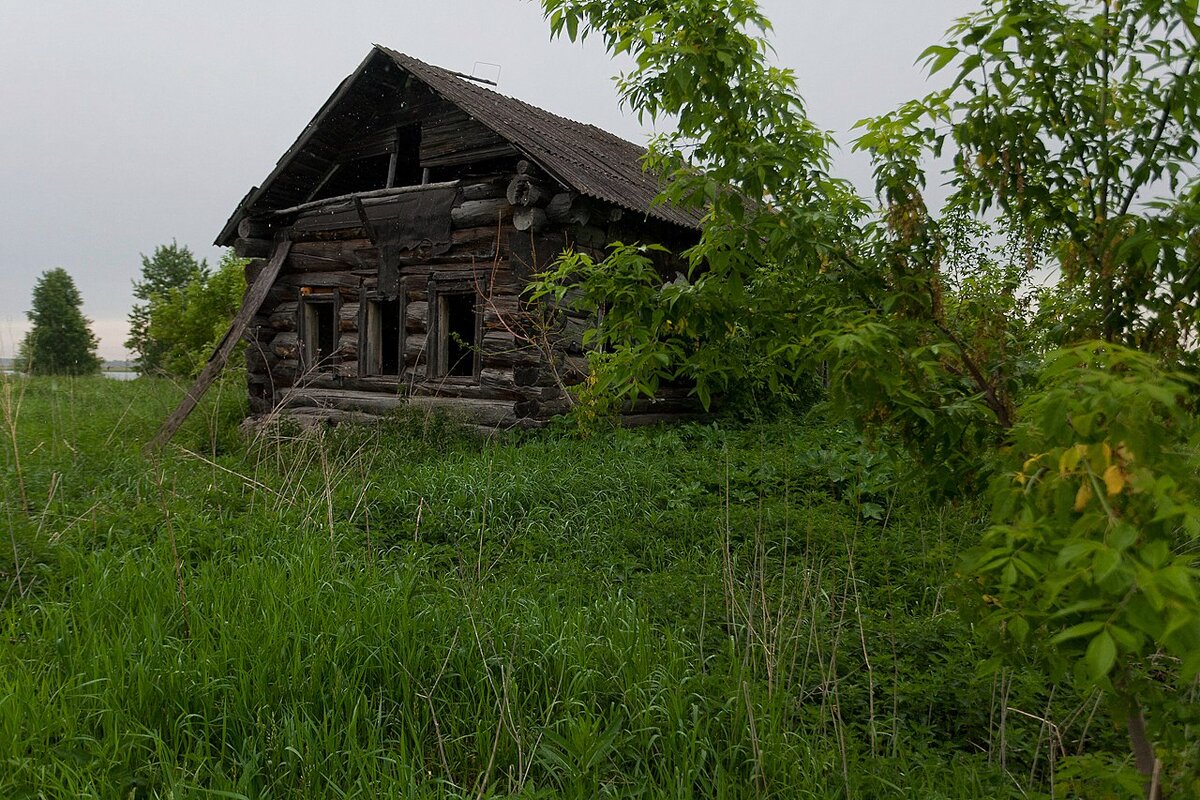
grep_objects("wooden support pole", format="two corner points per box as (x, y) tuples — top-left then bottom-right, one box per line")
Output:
(145, 239), (293, 453)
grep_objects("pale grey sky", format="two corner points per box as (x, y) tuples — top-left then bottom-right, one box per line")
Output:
(0, 0), (975, 358)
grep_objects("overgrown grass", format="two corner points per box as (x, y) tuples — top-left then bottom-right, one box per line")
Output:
(0, 374), (1142, 798)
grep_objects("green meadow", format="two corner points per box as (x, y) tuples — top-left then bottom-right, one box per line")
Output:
(0, 375), (1154, 798)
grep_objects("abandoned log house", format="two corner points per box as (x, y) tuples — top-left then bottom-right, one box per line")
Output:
(213, 46), (705, 432)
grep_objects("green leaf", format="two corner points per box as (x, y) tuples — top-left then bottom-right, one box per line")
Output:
(1085, 631), (1117, 680)
(1008, 615), (1030, 643)
(918, 45), (960, 75)
(1048, 620), (1104, 645)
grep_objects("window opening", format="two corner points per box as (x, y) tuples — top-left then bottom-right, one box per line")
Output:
(437, 292), (478, 378)
(363, 297), (403, 376)
(302, 296), (338, 368)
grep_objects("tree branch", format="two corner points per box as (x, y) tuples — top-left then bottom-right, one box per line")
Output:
(1118, 54), (1197, 218)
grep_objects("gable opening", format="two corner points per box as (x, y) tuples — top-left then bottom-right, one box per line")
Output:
(311, 124), (425, 202)
(390, 124), (423, 187)
(312, 153), (392, 201)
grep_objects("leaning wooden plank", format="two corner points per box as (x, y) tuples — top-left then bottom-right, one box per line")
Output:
(146, 239), (293, 452)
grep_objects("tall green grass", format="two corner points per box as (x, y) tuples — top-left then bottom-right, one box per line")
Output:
(0, 374), (1138, 798)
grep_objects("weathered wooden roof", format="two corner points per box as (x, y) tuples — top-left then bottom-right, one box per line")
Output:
(216, 47), (702, 245)
(376, 48), (703, 230)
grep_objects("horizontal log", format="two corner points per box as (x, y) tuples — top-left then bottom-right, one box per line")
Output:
(422, 143), (517, 169)
(507, 175), (547, 208)
(265, 181), (460, 219)
(481, 330), (516, 354)
(235, 237), (274, 259)
(278, 407), (386, 427)
(449, 224), (505, 253)
(244, 258), (268, 285)
(545, 193), (591, 226)
(556, 316), (592, 354)
(288, 239), (377, 272)
(272, 333), (299, 359)
(289, 226), (371, 243)
(277, 273), (361, 289)
(339, 303), (359, 332)
(237, 218), (275, 239)
(279, 388), (519, 428)
(405, 396), (519, 428)
(628, 395), (705, 414)
(513, 357), (589, 387)
(406, 367), (532, 401)
(264, 358), (299, 387)
(513, 207), (547, 233)
(568, 224), (609, 249)
(406, 301), (428, 331)
(514, 397), (572, 419)
(451, 198), (512, 229)
(405, 333), (428, 361)
(460, 176), (509, 201)
(269, 306), (297, 332)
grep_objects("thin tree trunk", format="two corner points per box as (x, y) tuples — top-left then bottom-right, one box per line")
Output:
(1125, 700), (1160, 800)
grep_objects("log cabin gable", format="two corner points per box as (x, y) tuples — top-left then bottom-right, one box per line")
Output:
(264, 74), (518, 210)
(216, 47), (705, 249)
(202, 47), (710, 433)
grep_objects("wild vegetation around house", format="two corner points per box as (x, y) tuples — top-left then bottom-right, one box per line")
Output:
(3, 374), (1194, 798)
(535, 2), (1200, 793)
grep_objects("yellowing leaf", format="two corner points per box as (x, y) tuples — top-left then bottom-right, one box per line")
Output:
(1103, 465), (1125, 497)
(1058, 445), (1085, 475)
(1074, 481), (1093, 512)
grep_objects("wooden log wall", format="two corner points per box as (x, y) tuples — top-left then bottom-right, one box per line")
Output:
(246, 158), (702, 427)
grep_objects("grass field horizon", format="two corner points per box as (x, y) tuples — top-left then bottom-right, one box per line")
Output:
(2, 374), (1183, 798)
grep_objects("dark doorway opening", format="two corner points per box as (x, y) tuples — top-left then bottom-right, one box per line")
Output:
(440, 292), (477, 378)
(365, 297), (403, 376)
(303, 299), (338, 368)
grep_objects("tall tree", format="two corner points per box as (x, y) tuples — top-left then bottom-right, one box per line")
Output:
(126, 241), (208, 374)
(18, 268), (102, 376)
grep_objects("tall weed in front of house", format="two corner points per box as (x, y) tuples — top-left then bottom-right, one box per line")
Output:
(1, 376), (1142, 798)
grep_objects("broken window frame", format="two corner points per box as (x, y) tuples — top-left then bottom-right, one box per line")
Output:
(298, 289), (341, 372)
(427, 279), (482, 382)
(359, 289), (406, 378)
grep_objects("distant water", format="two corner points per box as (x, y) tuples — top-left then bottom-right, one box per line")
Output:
(1, 369), (139, 380)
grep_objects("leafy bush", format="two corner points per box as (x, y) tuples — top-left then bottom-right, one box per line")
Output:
(143, 251), (248, 378)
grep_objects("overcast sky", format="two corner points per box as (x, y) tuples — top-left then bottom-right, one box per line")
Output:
(0, 0), (976, 359)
